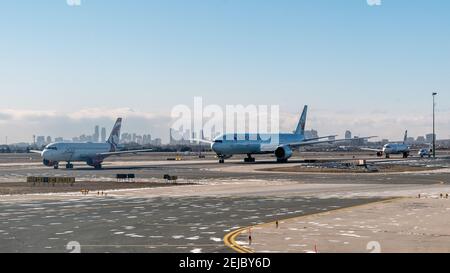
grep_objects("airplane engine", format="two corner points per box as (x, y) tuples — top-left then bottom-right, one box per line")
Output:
(275, 146), (293, 163)
(43, 159), (57, 167)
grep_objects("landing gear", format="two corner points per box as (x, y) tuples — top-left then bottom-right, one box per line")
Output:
(94, 163), (102, 169)
(385, 154), (390, 159)
(277, 158), (288, 163)
(53, 163), (59, 169)
(402, 152), (409, 159)
(244, 154), (256, 163)
(218, 155), (231, 164)
(65, 162), (74, 169)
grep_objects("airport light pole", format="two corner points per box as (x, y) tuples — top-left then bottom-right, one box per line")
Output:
(432, 92), (437, 159)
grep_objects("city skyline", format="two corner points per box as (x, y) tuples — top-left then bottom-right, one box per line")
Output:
(0, 1), (449, 143)
(20, 126), (444, 148)
(1, 107), (449, 145)
(31, 124), (162, 147)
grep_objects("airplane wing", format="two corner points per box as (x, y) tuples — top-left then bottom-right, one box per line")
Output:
(289, 136), (377, 148)
(29, 150), (43, 154)
(360, 147), (383, 152)
(303, 135), (338, 142)
(290, 139), (347, 147)
(190, 139), (214, 144)
(97, 149), (153, 156)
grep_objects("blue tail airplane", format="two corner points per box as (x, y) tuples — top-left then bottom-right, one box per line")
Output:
(195, 106), (372, 163)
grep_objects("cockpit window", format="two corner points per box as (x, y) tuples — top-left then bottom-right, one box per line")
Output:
(46, 146), (57, 150)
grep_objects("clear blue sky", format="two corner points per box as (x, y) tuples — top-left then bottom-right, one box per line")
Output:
(0, 0), (449, 142)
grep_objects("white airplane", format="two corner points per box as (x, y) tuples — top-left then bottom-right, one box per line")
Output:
(194, 105), (374, 163)
(30, 118), (152, 169)
(362, 130), (410, 158)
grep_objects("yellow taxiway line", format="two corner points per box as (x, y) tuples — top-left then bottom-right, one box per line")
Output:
(223, 197), (406, 253)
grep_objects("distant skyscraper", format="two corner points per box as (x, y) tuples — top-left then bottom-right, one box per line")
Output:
(416, 136), (426, 143)
(101, 127), (106, 143)
(142, 134), (152, 145)
(426, 133), (436, 143)
(46, 136), (52, 144)
(345, 130), (352, 140)
(93, 125), (100, 143)
(36, 136), (46, 147)
(304, 129), (319, 139)
(153, 138), (162, 146)
(406, 137), (415, 144)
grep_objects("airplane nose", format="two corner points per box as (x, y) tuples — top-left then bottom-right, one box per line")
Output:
(211, 143), (221, 153)
(211, 143), (217, 151)
(42, 150), (54, 160)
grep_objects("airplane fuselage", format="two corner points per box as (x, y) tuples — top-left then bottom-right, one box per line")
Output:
(382, 143), (410, 156)
(206, 105), (353, 163)
(32, 117), (151, 169)
(42, 142), (113, 163)
(211, 133), (304, 156)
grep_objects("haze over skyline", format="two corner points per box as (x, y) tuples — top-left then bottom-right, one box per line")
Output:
(0, 0), (449, 143)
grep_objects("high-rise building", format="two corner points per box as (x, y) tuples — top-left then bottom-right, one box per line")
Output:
(426, 133), (436, 144)
(101, 127), (107, 142)
(170, 128), (174, 144)
(416, 136), (426, 143)
(142, 134), (152, 145)
(46, 136), (52, 144)
(36, 136), (46, 147)
(153, 138), (162, 146)
(345, 130), (352, 140)
(304, 129), (319, 139)
(406, 137), (415, 144)
(93, 125), (100, 143)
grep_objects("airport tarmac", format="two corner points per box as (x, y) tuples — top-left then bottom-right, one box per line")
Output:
(0, 195), (380, 253)
(0, 152), (449, 186)
(236, 197), (450, 253)
(0, 152), (449, 253)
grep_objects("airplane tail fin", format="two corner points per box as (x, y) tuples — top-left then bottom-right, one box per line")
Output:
(403, 130), (408, 144)
(295, 105), (308, 136)
(107, 118), (122, 150)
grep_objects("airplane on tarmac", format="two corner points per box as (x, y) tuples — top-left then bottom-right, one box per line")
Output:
(361, 130), (411, 158)
(30, 118), (152, 169)
(194, 105), (374, 163)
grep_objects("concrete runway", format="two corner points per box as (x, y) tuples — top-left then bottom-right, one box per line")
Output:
(0, 195), (380, 253)
(0, 153), (449, 253)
